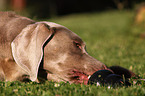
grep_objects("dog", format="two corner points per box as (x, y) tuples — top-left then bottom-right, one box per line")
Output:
(0, 12), (137, 85)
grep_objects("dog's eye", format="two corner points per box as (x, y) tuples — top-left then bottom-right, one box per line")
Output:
(74, 41), (81, 49)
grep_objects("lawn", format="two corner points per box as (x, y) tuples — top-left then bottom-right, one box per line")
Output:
(1, 10), (145, 96)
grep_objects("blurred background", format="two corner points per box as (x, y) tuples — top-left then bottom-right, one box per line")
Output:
(0, 0), (144, 19)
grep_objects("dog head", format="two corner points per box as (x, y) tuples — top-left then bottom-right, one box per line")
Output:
(11, 22), (107, 84)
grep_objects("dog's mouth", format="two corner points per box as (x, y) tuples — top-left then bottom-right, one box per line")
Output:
(46, 66), (109, 85)
(67, 67), (110, 85)
(45, 69), (90, 84)
(68, 69), (90, 85)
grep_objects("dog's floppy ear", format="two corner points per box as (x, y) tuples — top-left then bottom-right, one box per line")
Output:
(11, 23), (55, 81)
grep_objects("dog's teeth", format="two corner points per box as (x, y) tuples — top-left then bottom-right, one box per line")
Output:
(88, 75), (91, 79)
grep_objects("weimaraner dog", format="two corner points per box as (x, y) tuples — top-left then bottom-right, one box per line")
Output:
(0, 12), (136, 85)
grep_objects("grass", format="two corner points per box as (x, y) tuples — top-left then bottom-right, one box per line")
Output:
(1, 10), (145, 96)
